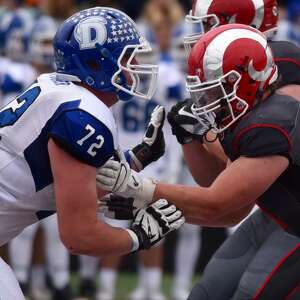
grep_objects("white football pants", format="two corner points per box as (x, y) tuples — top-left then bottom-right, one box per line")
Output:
(0, 257), (25, 299)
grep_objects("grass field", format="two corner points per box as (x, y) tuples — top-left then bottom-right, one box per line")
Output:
(72, 272), (201, 300)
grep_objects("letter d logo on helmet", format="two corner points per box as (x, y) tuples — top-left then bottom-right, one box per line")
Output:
(74, 17), (107, 50)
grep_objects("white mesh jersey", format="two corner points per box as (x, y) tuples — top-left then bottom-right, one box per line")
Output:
(0, 73), (118, 246)
(114, 58), (185, 182)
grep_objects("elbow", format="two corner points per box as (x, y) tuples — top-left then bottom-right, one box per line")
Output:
(201, 205), (224, 223)
(60, 230), (86, 255)
(59, 227), (96, 256)
(59, 226), (113, 257)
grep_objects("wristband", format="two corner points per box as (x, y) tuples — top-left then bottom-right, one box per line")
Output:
(126, 229), (140, 252)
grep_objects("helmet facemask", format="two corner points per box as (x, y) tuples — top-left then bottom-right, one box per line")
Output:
(111, 40), (159, 101)
(187, 70), (249, 133)
(184, 12), (220, 56)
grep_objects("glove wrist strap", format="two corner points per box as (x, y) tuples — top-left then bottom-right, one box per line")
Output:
(128, 149), (144, 172)
(126, 229), (140, 252)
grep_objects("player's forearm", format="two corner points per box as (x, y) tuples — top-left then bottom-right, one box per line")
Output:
(182, 141), (226, 187)
(152, 181), (252, 225)
(186, 203), (254, 227)
(153, 182), (221, 223)
(60, 219), (132, 257)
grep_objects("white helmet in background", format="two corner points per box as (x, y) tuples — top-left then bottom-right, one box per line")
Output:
(29, 16), (57, 67)
(3, 11), (33, 62)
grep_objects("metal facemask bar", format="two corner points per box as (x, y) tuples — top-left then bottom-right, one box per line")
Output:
(186, 70), (249, 133)
(184, 11), (220, 56)
(111, 41), (159, 100)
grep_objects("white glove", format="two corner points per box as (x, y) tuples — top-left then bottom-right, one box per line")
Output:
(126, 199), (185, 251)
(96, 160), (156, 208)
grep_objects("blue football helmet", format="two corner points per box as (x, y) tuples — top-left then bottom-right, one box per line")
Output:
(0, 12), (24, 55)
(53, 7), (159, 101)
(1, 10), (34, 61)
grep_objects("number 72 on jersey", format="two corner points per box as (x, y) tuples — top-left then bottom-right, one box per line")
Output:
(77, 124), (105, 157)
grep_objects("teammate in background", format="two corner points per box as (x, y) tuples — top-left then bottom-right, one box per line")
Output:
(276, 0), (300, 46)
(97, 23), (300, 300)
(0, 9), (37, 106)
(123, 16), (184, 300)
(184, 0), (300, 87)
(137, 4), (203, 300)
(8, 16), (73, 300)
(0, 7), (185, 300)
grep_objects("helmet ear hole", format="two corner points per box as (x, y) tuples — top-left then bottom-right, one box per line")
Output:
(86, 59), (100, 71)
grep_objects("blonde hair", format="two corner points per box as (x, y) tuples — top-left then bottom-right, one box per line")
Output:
(143, 0), (184, 28)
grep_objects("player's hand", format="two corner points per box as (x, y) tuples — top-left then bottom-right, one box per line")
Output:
(96, 159), (156, 208)
(98, 194), (137, 220)
(126, 199), (185, 251)
(127, 105), (165, 171)
(167, 99), (214, 144)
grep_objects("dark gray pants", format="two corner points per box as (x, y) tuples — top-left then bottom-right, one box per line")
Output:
(188, 210), (300, 300)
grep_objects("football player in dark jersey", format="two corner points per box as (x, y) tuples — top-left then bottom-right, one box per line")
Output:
(97, 24), (300, 300)
(167, 1), (300, 298)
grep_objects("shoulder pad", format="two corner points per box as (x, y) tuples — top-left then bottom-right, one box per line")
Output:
(270, 41), (300, 87)
(222, 93), (296, 160)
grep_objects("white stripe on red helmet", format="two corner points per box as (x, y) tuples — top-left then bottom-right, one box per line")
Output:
(203, 27), (268, 81)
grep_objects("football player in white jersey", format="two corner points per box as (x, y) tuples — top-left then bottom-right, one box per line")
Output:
(8, 16), (73, 300)
(0, 7), (185, 300)
(0, 10), (37, 106)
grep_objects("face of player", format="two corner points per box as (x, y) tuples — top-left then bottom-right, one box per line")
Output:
(187, 70), (244, 133)
(154, 21), (172, 52)
(120, 53), (136, 87)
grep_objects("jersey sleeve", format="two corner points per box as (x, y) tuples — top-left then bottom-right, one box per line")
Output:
(234, 126), (291, 159)
(49, 109), (114, 168)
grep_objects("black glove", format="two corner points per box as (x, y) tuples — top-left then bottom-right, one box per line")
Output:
(98, 194), (136, 220)
(167, 99), (213, 144)
(128, 105), (165, 171)
(127, 199), (185, 251)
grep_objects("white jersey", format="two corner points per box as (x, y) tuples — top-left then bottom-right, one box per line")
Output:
(0, 73), (118, 246)
(0, 58), (37, 107)
(114, 56), (185, 182)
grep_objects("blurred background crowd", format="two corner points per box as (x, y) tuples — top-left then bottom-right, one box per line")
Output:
(0, 0), (298, 300)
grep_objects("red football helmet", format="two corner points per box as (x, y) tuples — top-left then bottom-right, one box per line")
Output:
(187, 24), (278, 133)
(184, 0), (278, 54)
